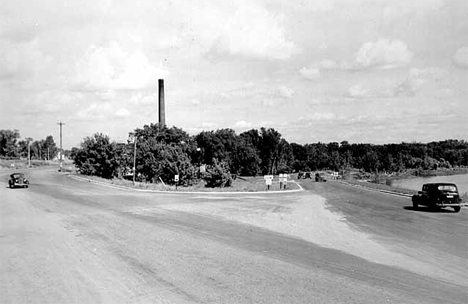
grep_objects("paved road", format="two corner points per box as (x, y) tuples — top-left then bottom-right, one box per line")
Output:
(1, 169), (467, 304)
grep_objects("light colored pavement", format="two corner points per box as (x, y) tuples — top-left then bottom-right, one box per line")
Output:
(1, 169), (467, 304)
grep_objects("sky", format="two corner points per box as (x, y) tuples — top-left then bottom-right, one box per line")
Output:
(0, 0), (467, 149)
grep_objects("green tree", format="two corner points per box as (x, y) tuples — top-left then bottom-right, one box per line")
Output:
(71, 133), (119, 178)
(202, 159), (233, 187)
(0, 129), (20, 157)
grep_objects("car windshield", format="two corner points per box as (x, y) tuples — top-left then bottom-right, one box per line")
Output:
(12, 173), (24, 178)
(437, 185), (456, 192)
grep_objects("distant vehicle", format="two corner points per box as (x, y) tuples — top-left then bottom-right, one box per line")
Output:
(297, 172), (312, 179)
(8, 173), (29, 188)
(412, 183), (463, 212)
(315, 172), (327, 182)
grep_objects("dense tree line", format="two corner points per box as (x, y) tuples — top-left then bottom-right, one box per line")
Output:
(3, 127), (467, 187)
(68, 124), (468, 187)
(0, 129), (58, 160)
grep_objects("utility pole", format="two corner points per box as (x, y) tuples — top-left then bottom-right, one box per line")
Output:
(57, 122), (65, 171)
(28, 141), (31, 167)
(133, 137), (137, 185)
(129, 132), (138, 185)
(25, 137), (33, 168)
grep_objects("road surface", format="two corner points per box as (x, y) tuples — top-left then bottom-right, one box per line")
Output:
(1, 169), (467, 303)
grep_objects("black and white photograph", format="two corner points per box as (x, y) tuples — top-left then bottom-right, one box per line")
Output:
(1, 0), (467, 303)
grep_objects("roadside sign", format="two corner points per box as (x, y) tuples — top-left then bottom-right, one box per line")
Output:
(174, 174), (179, 182)
(264, 175), (274, 180)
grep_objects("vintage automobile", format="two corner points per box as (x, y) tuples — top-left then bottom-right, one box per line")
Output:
(8, 173), (29, 188)
(297, 172), (312, 179)
(315, 172), (327, 182)
(412, 183), (463, 212)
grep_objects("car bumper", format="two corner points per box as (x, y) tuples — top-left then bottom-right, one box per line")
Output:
(435, 202), (463, 207)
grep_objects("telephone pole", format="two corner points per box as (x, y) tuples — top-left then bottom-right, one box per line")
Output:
(57, 122), (65, 171)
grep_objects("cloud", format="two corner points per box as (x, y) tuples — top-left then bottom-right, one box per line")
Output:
(0, 39), (53, 79)
(354, 39), (413, 69)
(210, 3), (299, 60)
(115, 108), (131, 118)
(299, 66), (321, 80)
(278, 86), (295, 98)
(303, 39), (412, 74)
(347, 84), (371, 98)
(393, 67), (445, 96)
(129, 92), (158, 105)
(201, 122), (217, 128)
(75, 41), (167, 91)
(302, 113), (336, 121)
(76, 102), (131, 120)
(382, 0), (445, 20)
(317, 59), (340, 70)
(452, 46), (468, 69)
(234, 120), (252, 128)
(96, 89), (116, 101)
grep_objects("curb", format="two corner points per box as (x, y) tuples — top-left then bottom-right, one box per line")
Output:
(69, 175), (304, 195)
(336, 180), (413, 198)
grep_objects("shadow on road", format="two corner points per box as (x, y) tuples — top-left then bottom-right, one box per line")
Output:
(403, 206), (457, 213)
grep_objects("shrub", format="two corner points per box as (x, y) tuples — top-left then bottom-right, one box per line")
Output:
(202, 159), (233, 187)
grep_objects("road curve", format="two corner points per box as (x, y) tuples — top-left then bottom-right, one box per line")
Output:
(1, 169), (467, 304)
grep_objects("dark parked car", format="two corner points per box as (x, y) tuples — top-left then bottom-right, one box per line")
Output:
(412, 183), (463, 212)
(8, 173), (29, 188)
(315, 172), (327, 182)
(297, 172), (312, 179)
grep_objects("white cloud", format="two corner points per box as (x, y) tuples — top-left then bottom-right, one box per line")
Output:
(234, 120), (252, 129)
(96, 89), (116, 101)
(354, 39), (413, 69)
(453, 46), (468, 69)
(299, 66), (321, 80)
(293, 113), (337, 126)
(75, 41), (168, 91)
(278, 86), (295, 98)
(130, 92), (158, 105)
(0, 39), (53, 79)
(201, 122), (217, 129)
(348, 84), (370, 98)
(76, 103), (113, 120)
(393, 67), (445, 96)
(115, 108), (131, 118)
(76, 102), (131, 120)
(211, 3), (299, 60)
(382, 0), (445, 20)
(318, 59), (339, 70)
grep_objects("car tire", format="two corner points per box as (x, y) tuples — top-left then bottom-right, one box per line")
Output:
(412, 201), (418, 209)
(453, 206), (461, 213)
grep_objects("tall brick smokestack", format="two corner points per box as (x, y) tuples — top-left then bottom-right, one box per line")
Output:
(158, 79), (165, 127)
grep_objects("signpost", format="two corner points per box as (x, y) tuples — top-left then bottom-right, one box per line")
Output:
(264, 175), (273, 190)
(279, 174), (288, 189)
(174, 174), (179, 190)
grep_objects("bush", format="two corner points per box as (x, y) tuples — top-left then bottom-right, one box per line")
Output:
(71, 133), (119, 179)
(202, 159), (233, 187)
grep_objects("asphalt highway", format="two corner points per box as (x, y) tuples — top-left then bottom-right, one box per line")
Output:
(1, 168), (467, 304)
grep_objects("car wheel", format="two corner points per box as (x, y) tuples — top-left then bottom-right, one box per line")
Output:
(453, 206), (461, 213)
(412, 201), (418, 209)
